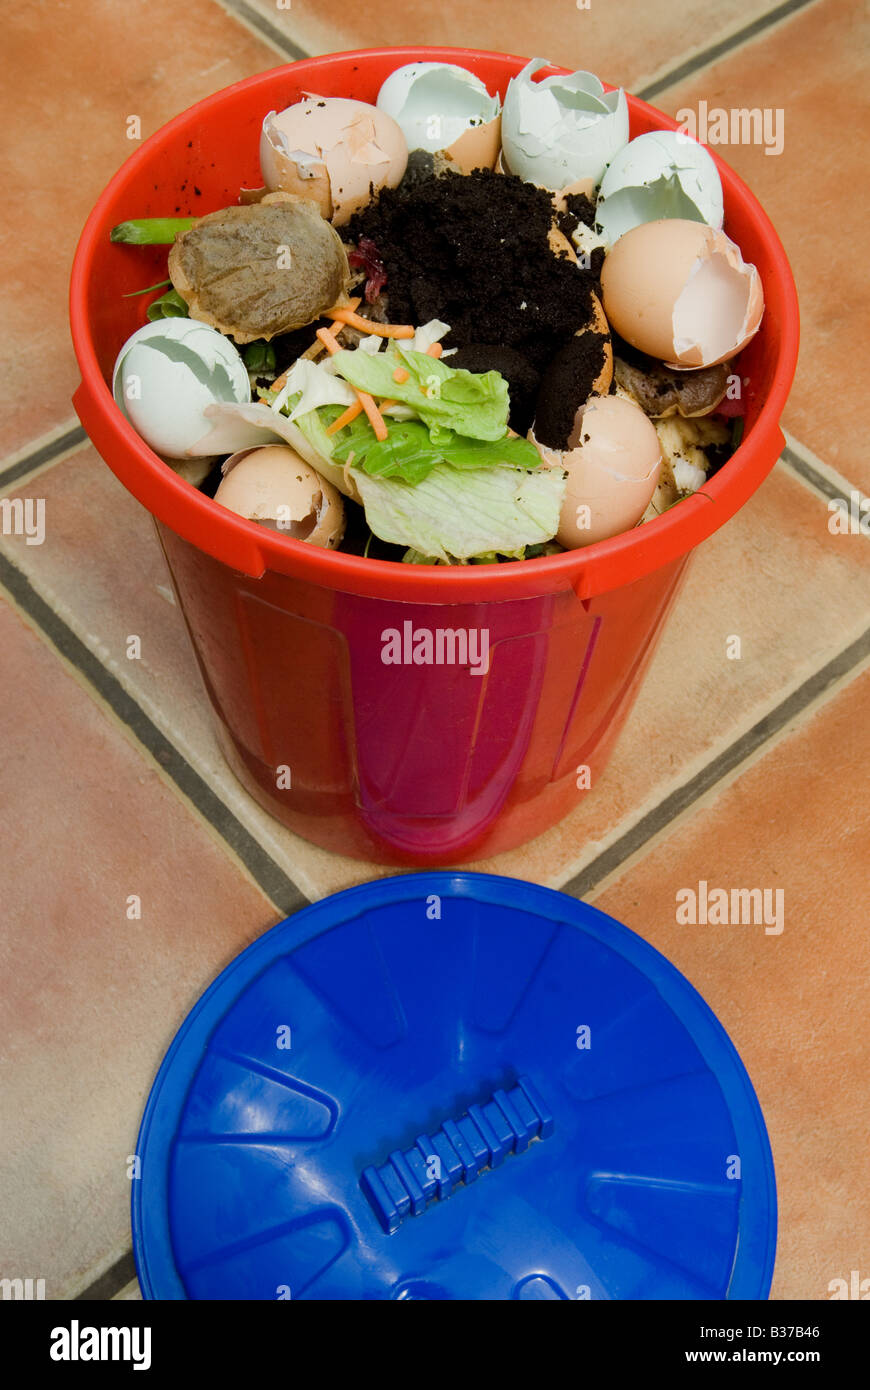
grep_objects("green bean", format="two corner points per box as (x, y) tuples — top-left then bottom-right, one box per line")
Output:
(110, 217), (196, 244)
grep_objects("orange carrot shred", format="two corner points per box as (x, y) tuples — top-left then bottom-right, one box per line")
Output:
(316, 325), (344, 356)
(392, 366), (410, 383)
(316, 327), (388, 440)
(325, 401), (363, 435)
(359, 392), (388, 440)
(328, 309), (415, 338)
(426, 342), (443, 358)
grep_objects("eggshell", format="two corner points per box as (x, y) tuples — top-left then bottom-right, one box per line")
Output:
(596, 131), (724, 245)
(501, 59), (629, 190)
(214, 445), (345, 547)
(531, 395), (661, 547)
(377, 63), (500, 160)
(601, 219), (763, 368)
(552, 175), (598, 209)
(112, 318), (250, 458)
(441, 113), (502, 173)
(260, 97), (407, 225)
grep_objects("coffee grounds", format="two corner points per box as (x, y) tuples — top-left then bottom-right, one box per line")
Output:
(447, 342), (541, 434)
(532, 331), (608, 449)
(344, 168), (598, 375)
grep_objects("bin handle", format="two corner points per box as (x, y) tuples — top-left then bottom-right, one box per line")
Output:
(360, 1075), (553, 1234)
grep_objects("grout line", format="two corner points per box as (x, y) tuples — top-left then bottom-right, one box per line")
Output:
(637, 0), (821, 99)
(0, 548), (309, 918)
(0, 424), (87, 492)
(212, 0), (310, 61)
(76, 1251), (139, 1301)
(780, 440), (870, 519)
(561, 624), (870, 899)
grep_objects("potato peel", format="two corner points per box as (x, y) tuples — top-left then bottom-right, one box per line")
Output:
(168, 192), (351, 343)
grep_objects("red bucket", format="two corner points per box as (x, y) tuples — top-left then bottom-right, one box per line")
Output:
(70, 47), (799, 865)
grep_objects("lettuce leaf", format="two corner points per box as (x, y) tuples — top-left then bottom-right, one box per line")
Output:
(330, 414), (540, 485)
(353, 462), (566, 561)
(330, 346), (509, 440)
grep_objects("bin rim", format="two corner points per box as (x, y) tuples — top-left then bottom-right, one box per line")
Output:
(70, 46), (799, 603)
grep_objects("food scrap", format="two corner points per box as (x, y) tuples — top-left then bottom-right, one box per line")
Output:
(109, 56), (763, 561)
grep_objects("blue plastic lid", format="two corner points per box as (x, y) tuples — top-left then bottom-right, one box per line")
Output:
(132, 873), (776, 1300)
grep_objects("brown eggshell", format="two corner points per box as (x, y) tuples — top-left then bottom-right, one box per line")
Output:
(260, 97), (408, 226)
(601, 219), (764, 368)
(552, 175), (598, 211)
(215, 444), (346, 547)
(530, 395), (661, 547)
(589, 291), (613, 395)
(441, 113), (502, 173)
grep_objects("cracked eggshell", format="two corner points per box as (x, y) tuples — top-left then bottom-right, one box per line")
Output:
(501, 59), (629, 191)
(601, 219), (763, 369)
(376, 63), (501, 170)
(112, 318), (250, 458)
(260, 97), (407, 226)
(531, 394), (661, 547)
(214, 444), (345, 547)
(595, 131), (724, 245)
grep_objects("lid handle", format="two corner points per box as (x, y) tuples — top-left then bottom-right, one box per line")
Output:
(360, 1075), (553, 1235)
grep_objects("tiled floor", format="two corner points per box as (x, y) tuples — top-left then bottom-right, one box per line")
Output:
(1, 0), (867, 1303)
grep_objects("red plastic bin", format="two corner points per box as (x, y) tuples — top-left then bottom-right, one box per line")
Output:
(69, 47), (799, 865)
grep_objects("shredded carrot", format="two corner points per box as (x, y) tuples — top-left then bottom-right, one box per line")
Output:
(315, 325), (343, 356)
(326, 401), (363, 435)
(358, 393), (389, 441)
(323, 296), (362, 319)
(328, 309), (415, 338)
(316, 326), (388, 440)
(426, 342), (443, 358)
(392, 366), (410, 384)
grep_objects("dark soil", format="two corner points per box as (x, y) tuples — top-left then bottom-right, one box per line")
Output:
(447, 342), (541, 434)
(344, 167), (601, 377)
(532, 330), (609, 449)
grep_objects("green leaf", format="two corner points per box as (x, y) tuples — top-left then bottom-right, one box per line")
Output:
(145, 288), (190, 321)
(110, 217), (196, 244)
(330, 346), (510, 440)
(353, 460), (566, 561)
(122, 278), (172, 299)
(243, 340), (276, 375)
(330, 415), (540, 486)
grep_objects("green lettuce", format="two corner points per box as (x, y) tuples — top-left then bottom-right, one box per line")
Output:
(353, 461), (566, 562)
(330, 415), (540, 485)
(330, 346), (510, 440)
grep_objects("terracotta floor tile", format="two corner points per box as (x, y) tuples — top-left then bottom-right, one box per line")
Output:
(651, 0), (870, 490)
(1, 0), (277, 458)
(592, 664), (870, 1300)
(3, 449), (867, 904)
(0, 443), (370, 902)
(0, 599), (277, 1297)
(247, 0), (766, 93)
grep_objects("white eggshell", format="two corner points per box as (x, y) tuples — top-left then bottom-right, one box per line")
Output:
(260, 97), (407, 225)
(214, 444), (346, 547)
(501, 59), (629, 191)
(112, 318), (250, 457)
(596, 131), (724, 245)
(377, 62), (500, 156)
(532, 395), (661, 547)
(601, 218), (764, 368)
